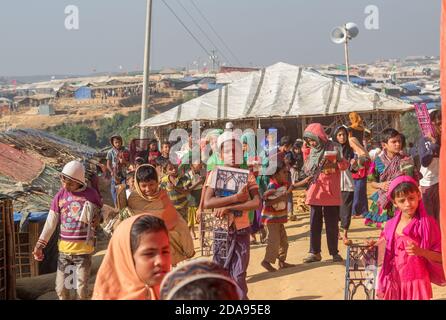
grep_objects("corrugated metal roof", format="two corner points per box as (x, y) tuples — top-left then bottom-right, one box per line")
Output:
(0, 143), (44, 183)
(0, 129), (100, 214)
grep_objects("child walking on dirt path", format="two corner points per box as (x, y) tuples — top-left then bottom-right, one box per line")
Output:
(33, 160), (102, 300)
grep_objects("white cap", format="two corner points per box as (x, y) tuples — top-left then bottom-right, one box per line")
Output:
(225, 122), (234, 130)
(61, 161), (86, 186)
(217, 131), (242, 150)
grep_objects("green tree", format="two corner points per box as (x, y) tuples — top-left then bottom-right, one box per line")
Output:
(400, 111), (421, 145)
(54, 125), (98, 147)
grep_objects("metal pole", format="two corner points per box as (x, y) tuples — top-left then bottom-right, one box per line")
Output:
(344, 35), (351, 84)
(140, 0), (153, 139)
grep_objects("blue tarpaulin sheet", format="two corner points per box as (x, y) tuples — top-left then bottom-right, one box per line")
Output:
(13, 211), (48, 223)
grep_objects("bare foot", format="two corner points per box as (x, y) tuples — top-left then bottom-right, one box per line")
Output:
(278, 261), (295, 269)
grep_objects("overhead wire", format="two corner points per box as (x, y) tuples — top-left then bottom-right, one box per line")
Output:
(175, 0), (232, 65)
(161, 0), (212, 58)
(190, 0), (243, 66)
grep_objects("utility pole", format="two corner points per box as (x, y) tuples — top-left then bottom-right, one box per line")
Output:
(140, 0), (153, 139)
(344, 27), (351, 84)
(210, 49), (218, 74)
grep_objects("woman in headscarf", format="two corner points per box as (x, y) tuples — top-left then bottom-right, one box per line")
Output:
(302, 123), (349, 264)
(126, 165), (195, 266)
(93, 215), (171, 300)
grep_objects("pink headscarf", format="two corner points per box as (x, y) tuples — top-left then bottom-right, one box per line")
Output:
(377, 176), (446, 297)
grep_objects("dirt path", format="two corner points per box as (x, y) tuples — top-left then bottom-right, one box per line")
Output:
(18, 197), (446, 300)
(246, 211), (446, 300)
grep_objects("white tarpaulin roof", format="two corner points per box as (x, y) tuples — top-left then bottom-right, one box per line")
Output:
(140, 62), (413, 128)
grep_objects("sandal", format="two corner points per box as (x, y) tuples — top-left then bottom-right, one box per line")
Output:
(303, 253), (322, 264)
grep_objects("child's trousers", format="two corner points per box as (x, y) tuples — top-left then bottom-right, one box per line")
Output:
(264, 224), (288, 264)
(55, 253), (92, 300)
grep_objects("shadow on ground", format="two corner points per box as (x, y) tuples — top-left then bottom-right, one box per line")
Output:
(247, 260), (344, 284)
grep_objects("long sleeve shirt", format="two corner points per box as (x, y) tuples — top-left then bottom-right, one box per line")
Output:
(418, 137), (440, 187)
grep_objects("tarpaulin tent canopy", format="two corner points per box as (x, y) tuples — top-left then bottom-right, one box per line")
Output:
(140, 62), (413, 128)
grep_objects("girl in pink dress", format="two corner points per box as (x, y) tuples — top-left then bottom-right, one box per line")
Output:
(369, 176), (445, 300)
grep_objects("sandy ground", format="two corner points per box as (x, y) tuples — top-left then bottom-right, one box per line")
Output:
(245, 211), (446, 300)
(19, 209), (446, 301)
(16, 190), (446, 300)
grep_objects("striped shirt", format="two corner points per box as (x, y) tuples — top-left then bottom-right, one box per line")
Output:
(160, 175), (189, 211)
(261, 179), (288, 225)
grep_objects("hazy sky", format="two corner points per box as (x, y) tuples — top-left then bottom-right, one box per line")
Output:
(0, 0), (441, 76)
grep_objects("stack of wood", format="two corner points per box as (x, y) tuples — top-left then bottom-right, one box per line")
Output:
(292, 190), (309, 214)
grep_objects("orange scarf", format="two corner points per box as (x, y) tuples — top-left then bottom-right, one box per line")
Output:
(92, 215), (159, 300)
(349, 112), (365, 131)
(127, 165), (179, 230)
(127, 165), (195, 265)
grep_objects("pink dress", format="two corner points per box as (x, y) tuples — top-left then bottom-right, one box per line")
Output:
(382, 234), (432, 300)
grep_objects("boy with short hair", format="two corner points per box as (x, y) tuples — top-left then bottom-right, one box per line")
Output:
(184, 161), (204, 240)
(260, 156), (294, 272)
(159, 162), (190, 221)
(365, 128), (419, 227)
(202, 131), (261, 300)
(156, 141), (171, 174)
(106, 134), (128, 206)
(33, 161), (102, 300)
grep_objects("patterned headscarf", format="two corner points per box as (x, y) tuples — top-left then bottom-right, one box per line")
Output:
(159, 258), (240, 300)
(303, 123), (329, 176)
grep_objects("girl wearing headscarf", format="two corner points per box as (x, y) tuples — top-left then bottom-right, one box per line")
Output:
(93, 215), (171, 300)
(302, 123), (349, 263)
(333, 126), (356, 246)
(369, 176), (445, 300)
(126, 165), (195, 266)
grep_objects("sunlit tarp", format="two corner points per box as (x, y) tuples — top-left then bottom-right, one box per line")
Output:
(140, 62), (413, 128)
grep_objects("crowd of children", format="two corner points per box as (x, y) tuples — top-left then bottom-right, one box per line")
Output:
(32, 110), (445, 300)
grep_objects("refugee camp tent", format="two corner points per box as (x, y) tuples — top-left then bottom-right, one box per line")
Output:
(140, 62), (413, 129)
